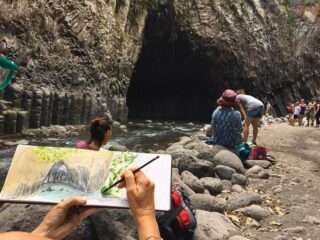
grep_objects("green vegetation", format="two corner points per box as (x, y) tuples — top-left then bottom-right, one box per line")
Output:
(101, 152), (137, 196)
(33, 146), (77, 163)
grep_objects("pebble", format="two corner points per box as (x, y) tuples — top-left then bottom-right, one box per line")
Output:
(282, 226), (306, 234)
(302, 215), (320, 225)
(231, 184), (244, 193)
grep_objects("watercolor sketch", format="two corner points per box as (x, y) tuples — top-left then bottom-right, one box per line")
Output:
(0, 145), (138, 203)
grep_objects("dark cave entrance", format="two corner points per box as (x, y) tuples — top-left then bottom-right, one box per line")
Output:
(127, 4), (245, 122)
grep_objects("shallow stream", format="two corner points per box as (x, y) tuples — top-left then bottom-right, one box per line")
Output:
(0, 121), (204, 189)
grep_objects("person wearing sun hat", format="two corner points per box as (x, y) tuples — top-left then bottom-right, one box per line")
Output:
(207, 90), (243, 149)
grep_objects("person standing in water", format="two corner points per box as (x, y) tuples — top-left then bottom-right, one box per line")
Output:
(236, 89), (264, 145)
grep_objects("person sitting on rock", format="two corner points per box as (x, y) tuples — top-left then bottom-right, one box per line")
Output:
(0, 169), (161, 240)
(76, 117), (112, 150)
(236, 89), (264, 145)
(207, 89), (242, 149)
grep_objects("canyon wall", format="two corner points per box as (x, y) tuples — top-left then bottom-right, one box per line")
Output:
(128, 0), (320, 120)
(0, 0), (148, 132)
(0, 0), (319, 129)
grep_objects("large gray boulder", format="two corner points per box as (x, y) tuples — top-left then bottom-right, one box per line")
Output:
(200, 177), (223, 195)
(190, 194), (226, 213)
(194, 210), (238, 240)
(213, 150), (245, 174)
(0, 204), (97, 239)
(172, 168), (195, 197)
(181, 171), (205, 193)
(178, 158), (215, 179)
(231, 173), (248, 186)
(170, 148), (198, 167)
(244, 160), (272, 169)
(235, 205), (270, 221)
(109, 144), (128, 152)
(215, 165), (236, 180)
(184, 141), (214, 161)
(227, 192), (262, 211)
(246, 165), (270, 179)
(91, 209), (137, 240)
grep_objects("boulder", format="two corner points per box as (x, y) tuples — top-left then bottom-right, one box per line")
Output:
(215, 165), (236, 180)
(231, 184), (244, 193)
(194, 210), (238, 240)
(165, 144), (183, 153)
(181, 171), (205, 193)
(231, 173), (247, 186)
(235, 205), (270, 221)
(109, 144), (128, 152)
(190, 132), (208, 141)
(184, 141), (214, 161)
(190, 194), (226, 213)
(170, 148), (198, 167)
(200, 177), (223, 195)
(172, 168), (195, 197)
(244, 160), (272, 169)
(91, 209), (137, 240)
(229, 236), (251, 240)
(246, 166), (270, 179)
(227, 192), (262, 211)
(213, 150), (245, 174)
(178, 158), (215, 179)
(0, 204), (97, 239)
(202, 124), (212, 137)
(221, 180), (232, 191)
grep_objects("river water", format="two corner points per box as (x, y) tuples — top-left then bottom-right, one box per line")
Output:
(0, 121), (204, 189)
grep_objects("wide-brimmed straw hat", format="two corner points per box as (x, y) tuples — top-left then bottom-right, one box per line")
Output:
(217, 90), (237, 107)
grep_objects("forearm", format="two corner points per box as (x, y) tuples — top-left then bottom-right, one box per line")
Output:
(136, 215), (161, 240)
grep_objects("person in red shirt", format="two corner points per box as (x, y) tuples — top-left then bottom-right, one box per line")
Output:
(287, 103), (294, 126)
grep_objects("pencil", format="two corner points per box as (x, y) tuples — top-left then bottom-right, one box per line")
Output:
(102, 155), (160, 194)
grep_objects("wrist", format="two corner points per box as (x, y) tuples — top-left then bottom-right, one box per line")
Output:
(135, 213), (156, 226)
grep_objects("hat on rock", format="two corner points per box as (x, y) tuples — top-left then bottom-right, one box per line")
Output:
(217, 90), (237, 107)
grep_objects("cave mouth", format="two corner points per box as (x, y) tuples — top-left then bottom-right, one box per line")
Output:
(127, 5), (245, 122)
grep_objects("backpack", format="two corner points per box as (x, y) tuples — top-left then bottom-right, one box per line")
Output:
(249, 146), (267, 160)
(156, 185), (197, 240)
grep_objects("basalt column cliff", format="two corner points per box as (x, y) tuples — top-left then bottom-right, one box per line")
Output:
(0, 0), (319, 131)
(128, 0), (320, 121)
(0, 0), (148, 132)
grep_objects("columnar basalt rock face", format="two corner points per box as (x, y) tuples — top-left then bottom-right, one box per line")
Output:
(128, 0), (320, 120)
(0, 0), (148, 127)
(0, 0), (319, 126)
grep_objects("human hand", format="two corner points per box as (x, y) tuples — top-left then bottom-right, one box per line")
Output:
(32, 197), (99, 240)
(117, 169), (156, 222)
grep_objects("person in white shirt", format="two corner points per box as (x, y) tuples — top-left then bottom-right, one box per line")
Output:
(236, 89), (264, 145)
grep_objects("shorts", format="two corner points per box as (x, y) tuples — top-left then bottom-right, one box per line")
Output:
(247, 105), (265, 119)
(294, 115), (298, 119)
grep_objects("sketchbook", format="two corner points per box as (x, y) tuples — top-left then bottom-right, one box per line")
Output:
(0, 145), (172, 211)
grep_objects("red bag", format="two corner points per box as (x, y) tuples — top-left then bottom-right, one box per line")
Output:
(249, 146), (267, 160)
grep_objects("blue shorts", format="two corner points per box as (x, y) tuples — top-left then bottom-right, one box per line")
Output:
(247, 105), (264, 119)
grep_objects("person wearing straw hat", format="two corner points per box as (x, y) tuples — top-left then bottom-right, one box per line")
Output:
(207, 90), (243, 149)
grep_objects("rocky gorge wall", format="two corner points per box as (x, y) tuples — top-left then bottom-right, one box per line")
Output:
(0, 0), (319, 131)
(128, 0), (320, 120)
(0, 0), (148, 134)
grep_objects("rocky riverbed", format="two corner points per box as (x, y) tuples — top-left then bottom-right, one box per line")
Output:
(0, 121), (320, 239)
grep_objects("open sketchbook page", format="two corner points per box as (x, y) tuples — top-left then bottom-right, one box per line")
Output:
(0, 145), (172, 211)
